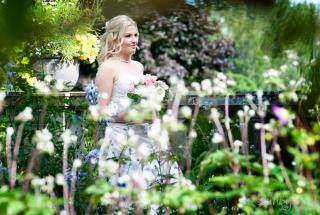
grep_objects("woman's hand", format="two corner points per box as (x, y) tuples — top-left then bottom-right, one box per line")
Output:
(113, 112), (126, 122)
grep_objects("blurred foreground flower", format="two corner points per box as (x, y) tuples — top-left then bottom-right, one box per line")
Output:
(32, 128), (54, 154)
(272, 105), (291, 125)
(15, 107), (33, 122)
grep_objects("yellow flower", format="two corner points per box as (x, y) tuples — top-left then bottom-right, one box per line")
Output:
(75, 33), (100, 63)
(21, 73), (38, 86)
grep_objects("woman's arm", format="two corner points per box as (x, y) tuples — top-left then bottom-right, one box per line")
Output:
(95, 63), (115, 108)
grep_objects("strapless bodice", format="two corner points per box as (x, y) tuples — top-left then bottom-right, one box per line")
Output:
(107, 75), (139, 116)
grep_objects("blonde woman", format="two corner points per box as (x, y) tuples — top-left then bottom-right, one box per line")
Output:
(94, 15), (181, 211)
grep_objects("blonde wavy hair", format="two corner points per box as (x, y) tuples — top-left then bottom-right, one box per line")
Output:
(97, 15), (138, 65)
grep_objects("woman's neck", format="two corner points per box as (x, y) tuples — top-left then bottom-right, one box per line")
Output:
(114, 53), (132, 63)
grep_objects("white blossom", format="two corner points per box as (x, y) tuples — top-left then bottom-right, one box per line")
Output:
(280, 65), (288, 72)
(248, 110), (255, 117)
(264, 69), (280, 78)
(31, 175), (55, 193)
(128, 109), (139, 118)
(73, 159), (82, 169)
(60, 210), (67, 215)
(148, 119), (169, 151)
(210, 108), (220, 119)
(61, 129), (77, 147)
(139, 191), (151, 206)
(32, 128), (54, 154)
(238, 195), (247, 208)
(285, 50), (298, 61)
(245, 94), (253, 101)
(180, 106), (192, 118)
(201, 79), (212, 91)
(99, 160), (119, 177)
(256, 90), (263, 98)
(183, 198), (198, 211)
(15, 107), (33, 122)
(237, 110), (244, 118)
(297, 180), (305, 187)
(274, 144), (281, 152)
(212, 133), (223, 143)
(88, 105), (100, 121)
(179, 177), (196, 191)
(267, 162), (275, 169)
(217, 72), (227, 80)
(191, 82), (201, 92)
(234, 140), (243, 147)
(33, 80), (51, 95)
(254, 123), (262, 130)
(169, 76), (178, 85)
(265, 153), (274, 161)
(6, 127), (14, 136)
(190, 130), (197, 138)
(55, 173), (65, 185)
(44, 75), (53, 83)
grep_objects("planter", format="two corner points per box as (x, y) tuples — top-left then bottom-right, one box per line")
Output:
(34, 58), (80, 91)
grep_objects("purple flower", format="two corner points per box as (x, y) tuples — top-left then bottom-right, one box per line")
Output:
(85, 81), (99, 105)
(272, 105), (290, 125)
(65, 170), (87, 187)
(85, 149), (100, 163)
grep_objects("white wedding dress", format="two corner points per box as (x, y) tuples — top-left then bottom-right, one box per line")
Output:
(99, 75), (181, 189)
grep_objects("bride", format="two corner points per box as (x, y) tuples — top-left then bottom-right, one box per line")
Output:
(94, 15), (181, 212)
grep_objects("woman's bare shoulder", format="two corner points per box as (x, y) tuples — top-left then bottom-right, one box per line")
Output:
(131, 60), (144, 73)
(97, 60), (116, 77)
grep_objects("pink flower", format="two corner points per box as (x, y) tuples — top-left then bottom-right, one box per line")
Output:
(141, 74), (157, 86)
(131, 172), (146, 190)
(272, 105), (290, 125)
(128, 83), (135, 92)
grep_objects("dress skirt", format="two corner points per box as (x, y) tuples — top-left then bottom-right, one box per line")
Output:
(96, 121), (181, 188)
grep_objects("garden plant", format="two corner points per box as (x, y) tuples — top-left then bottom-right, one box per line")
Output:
(0, 0), (319, 215)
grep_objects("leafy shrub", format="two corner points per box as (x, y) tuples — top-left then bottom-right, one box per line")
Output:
(137, 9), (235, 84)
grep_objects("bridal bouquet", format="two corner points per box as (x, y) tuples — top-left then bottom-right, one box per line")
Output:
(127, 74), (170, 104)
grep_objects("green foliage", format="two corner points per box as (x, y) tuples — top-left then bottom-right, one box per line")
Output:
(210, 2), (317, 91)
(138, 9), (235, 84)
(0, 187), (56, 215)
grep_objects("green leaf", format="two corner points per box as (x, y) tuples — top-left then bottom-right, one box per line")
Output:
(7, 200), (25, 215)
(86, 180), (112, 195)
(21, 57), (30, 65)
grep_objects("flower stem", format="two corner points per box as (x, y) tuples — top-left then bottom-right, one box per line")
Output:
(5, 128), (13, 186)
(23, 150), (39, 192)
(183, 97), (200, 173)
(224, 95), (234, 150)
(272, 133), (292, 190)
(63, 138), (70, 214)
(10, 123), (25, 188)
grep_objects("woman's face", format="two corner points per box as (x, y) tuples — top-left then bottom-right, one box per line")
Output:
(120, 25), (139, 55)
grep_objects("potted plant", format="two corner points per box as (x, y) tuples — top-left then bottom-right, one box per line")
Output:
(12, 0), (103, 91)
